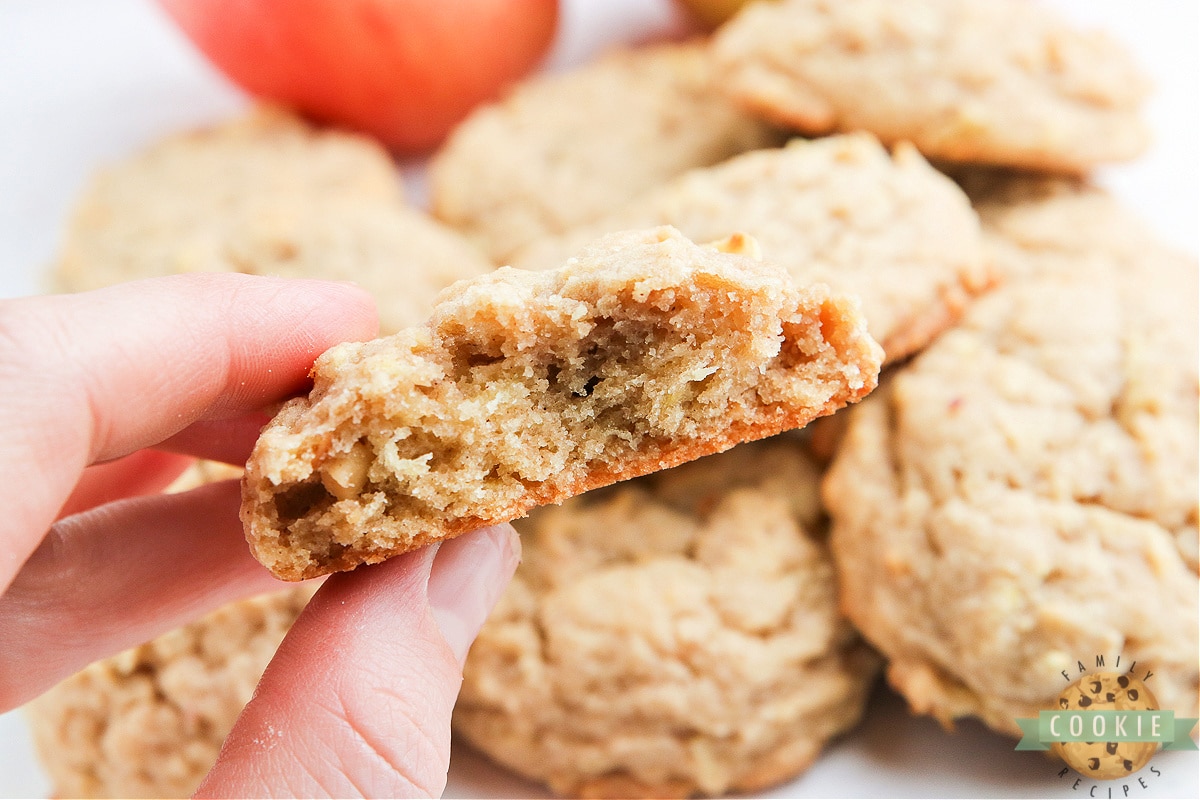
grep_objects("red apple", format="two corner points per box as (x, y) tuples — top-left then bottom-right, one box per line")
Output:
(157, 0), (559, 153)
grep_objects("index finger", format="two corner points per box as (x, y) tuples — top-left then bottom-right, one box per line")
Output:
(0, 273), (377, 590)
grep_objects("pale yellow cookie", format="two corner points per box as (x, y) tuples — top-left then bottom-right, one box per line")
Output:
(54, 107), (493, 334)
(56, 105), (401, 289)
(457, 439), (879, 798)
(713, 0), (1149, 171)
(26, 587), (314, 799)
(181, 198), (496, 335)
(25, 460), (317, 798)
(24, 461), (309, 799)
(242, 227), (883, 580)
(429, 41), (782, 263)
(514, 134), (987, 363)
(165, 460), (245, 493)
(823, 190), (1199, 736)
(949, 168), (1169, 281)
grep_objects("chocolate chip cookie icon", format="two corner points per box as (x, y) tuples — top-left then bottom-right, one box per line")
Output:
(1052, 672), (1159, 780)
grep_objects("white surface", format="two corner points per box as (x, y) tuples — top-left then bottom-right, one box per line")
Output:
(0, 1), (1196, 798)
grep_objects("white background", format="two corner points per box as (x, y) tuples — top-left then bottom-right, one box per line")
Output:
(0, 1), (1196, 797)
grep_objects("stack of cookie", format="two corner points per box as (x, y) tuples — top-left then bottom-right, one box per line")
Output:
(27, 1), (1197, 798)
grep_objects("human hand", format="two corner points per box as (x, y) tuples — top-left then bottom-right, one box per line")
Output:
(0, 274), (521, 797)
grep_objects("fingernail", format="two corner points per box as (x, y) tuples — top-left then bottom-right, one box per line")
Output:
(426, 524), (521, 665)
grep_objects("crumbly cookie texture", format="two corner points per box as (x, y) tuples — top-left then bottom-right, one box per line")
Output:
(823, 185), (1199, 737)
(456, 439), (880, 798)
(25, 586), (316, 799)
(713, 0), (1149, 171)
(429, 41), (782, 263)
(54, 106), (493, 334)
(242, 227), (883, 581)
(514, 134), (987, 363)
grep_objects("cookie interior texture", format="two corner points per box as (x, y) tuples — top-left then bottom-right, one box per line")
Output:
(456, 439), (880, 798)
(713, 0), (1149, 171)
(823, 180), (1199, 737)
(429, 41), (782, 262)
(242, 227), (883, 581)
(26, 586), (316, 799)
(513, 134), (988, 364)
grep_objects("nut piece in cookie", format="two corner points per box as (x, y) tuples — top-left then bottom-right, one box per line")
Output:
(242, 226), (883, 580)
(713, 0), (1149, 171)
(456, 439), (880, 798)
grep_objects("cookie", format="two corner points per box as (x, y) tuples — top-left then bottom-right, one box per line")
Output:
(56, 105), (401, 288)
(822, 189), (1199, 736)
(54, 107), (493, 334)
(456, 439), (880, 798)
(713, 0), (1149, 172)
(25, 585), (315, 798)
(23, 459), (303, 798)
(242, 227), (883, 580)
(182, 198), (496, 335)
(429, 41), (782, 263)
(949, 168), (1166, 281)
(514, 134), (987, 363)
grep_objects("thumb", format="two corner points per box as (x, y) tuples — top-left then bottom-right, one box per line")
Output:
(196, 524), (521, 799)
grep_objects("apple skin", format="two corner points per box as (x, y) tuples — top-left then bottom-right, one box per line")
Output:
(158, 0), (559, 153)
